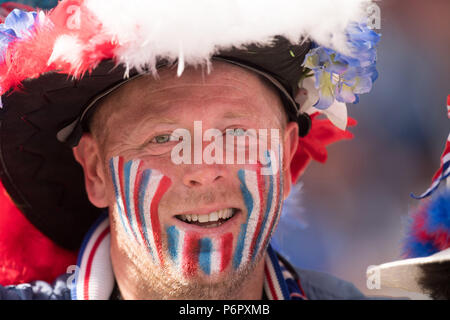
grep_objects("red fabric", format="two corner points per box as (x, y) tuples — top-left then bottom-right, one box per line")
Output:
(290, 113), (357, 184)
(0, 179), (76, 286)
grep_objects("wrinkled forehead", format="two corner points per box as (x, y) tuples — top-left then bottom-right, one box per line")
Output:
(87, 61), (288, 159)
(113, 61), (278, 107)
(93, 60), (285, 126)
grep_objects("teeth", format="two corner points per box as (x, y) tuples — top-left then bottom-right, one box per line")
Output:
(179, 208), (236, 224)
(209, 211), (219, 222)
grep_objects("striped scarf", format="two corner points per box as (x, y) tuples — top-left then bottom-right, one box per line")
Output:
(70, 211), (307, 300)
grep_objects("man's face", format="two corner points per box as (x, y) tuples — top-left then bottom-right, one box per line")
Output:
(84, 61), (297, 298)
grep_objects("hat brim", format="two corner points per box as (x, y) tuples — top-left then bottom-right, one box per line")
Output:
(367, 248), (450, 293)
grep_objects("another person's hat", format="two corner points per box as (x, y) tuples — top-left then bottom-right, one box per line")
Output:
(0, 0), (379, 283)
(367, 96), (450, 299)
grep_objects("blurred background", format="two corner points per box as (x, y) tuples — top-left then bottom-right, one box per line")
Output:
(273, 0), (449, 299)
(0, 0), (448, 299)
(0, 0), (56, 9)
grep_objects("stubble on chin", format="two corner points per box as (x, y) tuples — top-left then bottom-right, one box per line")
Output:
(110, 214), (264, 300)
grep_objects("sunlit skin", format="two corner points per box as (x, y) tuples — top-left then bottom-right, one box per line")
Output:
(72, 61), (299, 300)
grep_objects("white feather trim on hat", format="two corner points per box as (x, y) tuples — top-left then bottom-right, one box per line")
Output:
(55, 0), (372, 75)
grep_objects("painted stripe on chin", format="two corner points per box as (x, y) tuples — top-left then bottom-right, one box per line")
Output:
(166, 225), (234, 277)
(182, 232), (200, 277)
(220, 232), (233, 272)
(166, 225), (179, 262)
(199, 238), (212, 275)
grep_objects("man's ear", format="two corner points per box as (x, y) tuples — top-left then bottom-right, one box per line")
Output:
(281, 121), (299, 200)
(72, 133), (109, 208)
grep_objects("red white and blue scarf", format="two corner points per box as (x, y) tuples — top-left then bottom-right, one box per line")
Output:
(70, 211), (307, 300)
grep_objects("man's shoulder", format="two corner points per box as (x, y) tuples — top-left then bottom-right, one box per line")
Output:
(0, 274), (71, 300)
(294, 267), (367, 300)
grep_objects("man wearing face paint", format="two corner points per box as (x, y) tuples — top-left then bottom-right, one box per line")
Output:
(79, 64), (292, 299)
(0, 1), (380, 300)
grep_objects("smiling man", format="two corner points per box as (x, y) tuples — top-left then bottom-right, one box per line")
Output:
(72, 62), (297, 299)
(0, 1), (380, 300)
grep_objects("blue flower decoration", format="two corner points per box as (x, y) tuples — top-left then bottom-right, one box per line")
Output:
(302, 22), (380, 110)
(0, 8), (38, 63)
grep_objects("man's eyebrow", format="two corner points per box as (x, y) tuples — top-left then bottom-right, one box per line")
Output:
(136, 116), (179, 126)
(222, 111), (254, 119)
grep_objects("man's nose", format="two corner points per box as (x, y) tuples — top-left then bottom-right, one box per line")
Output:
(182, 165), (225, 187)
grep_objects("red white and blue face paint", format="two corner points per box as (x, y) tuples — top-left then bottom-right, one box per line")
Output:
(109, 156), (172, 266)
(166, 226), (234, 277)
(109, 143), (283, 279)
(164, 147), (283, 277)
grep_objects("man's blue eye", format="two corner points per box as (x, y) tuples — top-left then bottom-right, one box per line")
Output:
(154, 135), (170, 143)
(150, 133), (181, 144)
(227, 128), (246, 136)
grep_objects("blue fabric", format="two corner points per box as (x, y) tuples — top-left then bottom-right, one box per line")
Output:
(294, 268), (366, 300)
(267, 245), (291, 299)
(0, 274), (71, 300)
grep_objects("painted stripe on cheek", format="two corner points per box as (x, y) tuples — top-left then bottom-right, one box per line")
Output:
(118, 157), (135, 239)
(262, 149), (284, 251)
(260, 169), (278, 254)
(133, 162), (148, 248)
(137, 168), (156, 260)
(109, 158), (129, 235)
(252, 169), (273, 260)
(150, 175), (172, 265)
(249, 163), (265, 260)
(128, 159), (142, 244)
(240, 168), (261, 267)
(141, 170), (162, 264)
(124, 160), (140, 242)
(233, 169), (253, 269)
